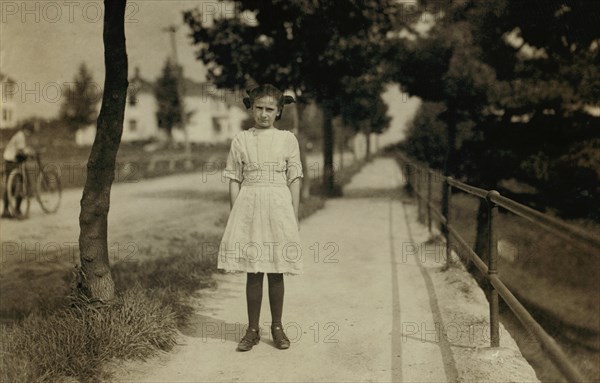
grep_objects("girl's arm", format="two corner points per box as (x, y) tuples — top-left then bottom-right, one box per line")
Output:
(229, 179), (241, 210)
(288, 178), (301, 224)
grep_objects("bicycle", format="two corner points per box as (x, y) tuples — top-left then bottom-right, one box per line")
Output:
(5, 151), (62, 218)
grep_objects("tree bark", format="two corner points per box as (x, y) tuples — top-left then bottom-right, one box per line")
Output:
(322, 103), (336, 196)
(337, 120), (344, 170)
(78, 0), (128, 303)
(365, 126), (371, 162)
(293, 93), (311, 200)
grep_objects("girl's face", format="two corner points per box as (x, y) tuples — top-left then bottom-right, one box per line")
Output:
(252, 96), (280, 128)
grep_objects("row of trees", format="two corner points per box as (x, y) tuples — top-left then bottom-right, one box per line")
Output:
(396, 0), (599, 221)
(58, 60), (189, 142)
(78, 0), (598, 303)
(183, 0), (399, 195)
(182, 0), (598, 218)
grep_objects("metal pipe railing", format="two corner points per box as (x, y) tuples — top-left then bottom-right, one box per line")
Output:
(397, 152), (592, 383)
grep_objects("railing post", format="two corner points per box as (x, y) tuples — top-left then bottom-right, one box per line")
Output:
(487, 190), (500, 347)
(427, 169), (432, 233)
(442, 177), (452, 268)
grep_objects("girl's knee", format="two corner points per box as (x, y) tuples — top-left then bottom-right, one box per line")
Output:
(247, 272), (264, 284)
(267, 273), (284, 283)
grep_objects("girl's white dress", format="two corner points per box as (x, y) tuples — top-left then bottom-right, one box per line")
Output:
(218, 127), (304, 275)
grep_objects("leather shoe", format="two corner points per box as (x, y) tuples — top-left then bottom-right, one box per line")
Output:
(237, 327), (260, 351)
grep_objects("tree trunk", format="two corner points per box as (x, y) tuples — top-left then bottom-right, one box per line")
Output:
(333, 117), (345, 170)
(338, 123), (344, 170)
(78, 0), (128, 303)
(322, 103), (336, 196)
(293, 94), (311, 201)
(365, 125), (371, 162)
(440, 105), (463, 268)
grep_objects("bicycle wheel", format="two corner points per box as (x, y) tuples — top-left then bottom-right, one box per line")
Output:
(7, 169), (30, 218)
(36, 169), (62, 213)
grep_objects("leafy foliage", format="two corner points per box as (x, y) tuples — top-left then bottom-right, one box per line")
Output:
(155, 59), (185, 138)
(183, 0), (397, 105)
(58, 63), (99, 133)
(400, 102), (447, 169)
(183, 0), (398, 194)
(393, 0), (600, 219)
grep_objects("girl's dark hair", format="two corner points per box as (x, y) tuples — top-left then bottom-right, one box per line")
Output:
(243, 84), (295, 121)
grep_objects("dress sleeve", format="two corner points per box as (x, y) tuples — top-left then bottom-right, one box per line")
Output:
(223, 133), (244, 182)
(286, 132), (304, 186)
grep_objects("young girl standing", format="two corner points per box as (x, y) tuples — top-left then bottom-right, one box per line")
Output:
(218, 84), (303, 351)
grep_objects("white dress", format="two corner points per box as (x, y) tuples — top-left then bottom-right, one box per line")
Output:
(217, 127), (304, 275)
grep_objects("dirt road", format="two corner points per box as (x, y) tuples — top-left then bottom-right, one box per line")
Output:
(0, 152), (348, 265)
(111, 157), (540, 383)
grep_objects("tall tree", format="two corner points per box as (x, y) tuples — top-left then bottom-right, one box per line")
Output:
(78, 0), (128, 302)
(155, 58), (185, 144)
(59, 63), (100, 135)
(339, 74), (392, 161)
(393, 0), (600, 273)
(399, 101), (448, 169)
(183, 0), (398, 196)
(395, 0), (599, 218)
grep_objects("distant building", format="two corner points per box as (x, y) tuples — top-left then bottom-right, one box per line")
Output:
(0, 73), (18, 129)
(76, 68), (248, 146)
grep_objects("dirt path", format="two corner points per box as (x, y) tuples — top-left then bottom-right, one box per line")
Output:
(114, 157), (540, 383)
(0, 153), (339, 266)
(0, 170), (230, 266)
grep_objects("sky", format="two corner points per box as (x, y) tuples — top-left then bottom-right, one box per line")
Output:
(1, 1), (213, 119)
(1, 0), (419, 143)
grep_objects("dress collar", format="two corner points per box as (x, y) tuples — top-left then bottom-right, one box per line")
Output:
(250, 127), (276, 136)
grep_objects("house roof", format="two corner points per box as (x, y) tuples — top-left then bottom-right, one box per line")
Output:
(130, 68), (244, 109)
(181, 78), (245, 108)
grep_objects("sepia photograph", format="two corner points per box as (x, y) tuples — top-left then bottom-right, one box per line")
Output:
(0, 1), (598, 382)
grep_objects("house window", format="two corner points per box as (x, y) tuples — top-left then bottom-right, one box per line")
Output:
(212, 117), (221, 133)
(129, 119), (138, 132)
(128, 90), (138, 106)
(2, 109), (7, 121)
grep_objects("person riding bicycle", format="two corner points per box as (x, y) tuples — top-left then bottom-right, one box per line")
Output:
(2, 122), (35, 218)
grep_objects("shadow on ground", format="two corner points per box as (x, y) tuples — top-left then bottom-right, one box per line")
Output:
(342, 186), (412, 200)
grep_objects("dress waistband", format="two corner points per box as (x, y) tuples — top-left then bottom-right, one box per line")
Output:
(241, 181), (287, 187)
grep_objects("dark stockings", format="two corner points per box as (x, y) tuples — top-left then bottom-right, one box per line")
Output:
(267, 273), (284, 326)
(245, 272), (285, 330)
(246, 273), (264, 331)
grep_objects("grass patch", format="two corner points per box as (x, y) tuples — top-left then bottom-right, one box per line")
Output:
(1, 287), (178, 383)
(0, 232), (221, 383)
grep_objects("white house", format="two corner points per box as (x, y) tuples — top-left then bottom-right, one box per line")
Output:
(0, 73), (18, 129)
(172, 79), (248, 144)
(76, 68), (247, 146)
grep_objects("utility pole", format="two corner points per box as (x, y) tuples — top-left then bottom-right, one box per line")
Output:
(162, 25), (192, 168)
